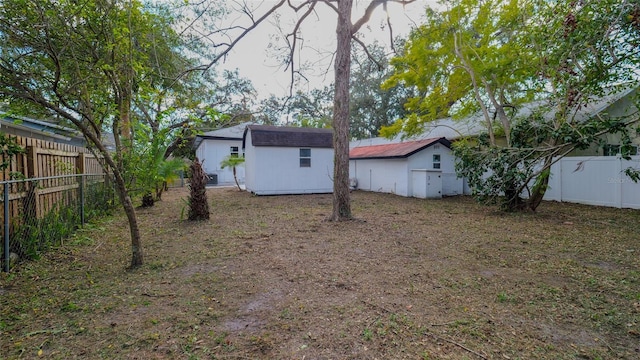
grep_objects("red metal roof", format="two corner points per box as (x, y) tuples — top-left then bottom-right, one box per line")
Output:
(349, 137), (450, 159)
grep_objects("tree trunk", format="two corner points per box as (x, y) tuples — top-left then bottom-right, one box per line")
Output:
(330, 0), (353, 221)
(527, 156), (552, 211)
(233, 167), (241, 191)
(503, 184), (525, 212)
(112, 171), (143, 268)
(141, 192), (154, 207)
(188, 157), (210, 221)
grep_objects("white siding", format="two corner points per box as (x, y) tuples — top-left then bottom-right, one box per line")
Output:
(244, 130), (334, 195)
(349, 144), (463, 198)
(196, 139), (245, 185)
(407, 145), (463, 196)
(350, 158), (409, 196)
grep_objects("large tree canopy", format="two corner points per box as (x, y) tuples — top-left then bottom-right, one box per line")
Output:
(383, 0), (640, 211)
(381, 0), (540, 143)
(349, 41), (416, 139)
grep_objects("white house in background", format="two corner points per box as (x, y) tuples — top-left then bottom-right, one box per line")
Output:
(243, 125), (334, 195)
(194, 122), (252, 185)
(349, 137), (463, 198)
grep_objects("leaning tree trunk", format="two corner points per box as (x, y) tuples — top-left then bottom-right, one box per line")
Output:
(527, 156), (553, 211)
(95, 124), (143, 268)
(330, 0), (353, 221)
(232, 167), (241, 191)
(112, 170), (144, 268)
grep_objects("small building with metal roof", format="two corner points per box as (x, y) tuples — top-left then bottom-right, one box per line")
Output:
(349, 137), (463, 198)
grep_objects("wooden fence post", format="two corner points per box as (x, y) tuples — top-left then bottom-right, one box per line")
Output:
(76, 152), (86, 174)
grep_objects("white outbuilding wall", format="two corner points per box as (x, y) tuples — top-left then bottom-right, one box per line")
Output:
(351, 158), (409, 195)
(194, 122), (252, 185)
(243, 125), (334, 195)
(349, 138), (463, 198)
(406, 143), (462, 196)
(195, 138), (244, 185)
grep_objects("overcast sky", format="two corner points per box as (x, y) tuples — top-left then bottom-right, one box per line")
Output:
(215, 1), (436, 100)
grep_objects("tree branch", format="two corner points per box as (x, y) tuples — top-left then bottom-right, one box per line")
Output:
(352, 0), (416, 35)
(184, 0), (288, 75)
(351, 36), (383, 71)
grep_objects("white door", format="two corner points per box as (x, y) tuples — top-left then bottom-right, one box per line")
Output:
(425, 171), (442, 199)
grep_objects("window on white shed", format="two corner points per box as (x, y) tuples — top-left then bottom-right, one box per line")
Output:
(603, 144), (638, 156)
(230, 146), (239, 157)
(433, 154), (441, 169)
(300, 148), (311, 167)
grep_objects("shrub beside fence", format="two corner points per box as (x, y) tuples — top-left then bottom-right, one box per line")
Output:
(1, 174), (117, 271)
(1, 134), (113, 272)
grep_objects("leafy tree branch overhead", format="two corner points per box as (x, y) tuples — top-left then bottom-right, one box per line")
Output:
(383, 0), (640, 212)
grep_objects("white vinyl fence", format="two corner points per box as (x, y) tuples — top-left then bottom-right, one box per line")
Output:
(544, 156), (640, 209)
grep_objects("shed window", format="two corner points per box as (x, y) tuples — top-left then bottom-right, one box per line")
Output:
(433, 154), (441, 169)
(603, 144), (638, 156)
(230, 146), (239, 157)
(300, 148), (311, 167)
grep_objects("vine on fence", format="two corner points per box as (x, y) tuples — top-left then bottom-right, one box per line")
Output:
(0, 132), (25, 179)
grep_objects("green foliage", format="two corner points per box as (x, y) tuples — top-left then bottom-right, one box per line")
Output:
(382, 0), (539, 140)
(220, 154), (245, 191)
(220, 155), (245, 170)
(84, 177), (118, 219)
(10, 178), (117, 262)
(388, 0), (640, 211)
(0, 132), (25, 176)
(127, 123), (186, 205)
(349, 42), (416, 139)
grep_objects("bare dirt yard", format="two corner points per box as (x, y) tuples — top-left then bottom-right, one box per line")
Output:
(1, 187), (640, 359)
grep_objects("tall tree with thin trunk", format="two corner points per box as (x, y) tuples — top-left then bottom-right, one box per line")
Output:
(329, 0), (416, 220)
(331, 0), (354, 220)
(197, 0), (415, 221)
(0, 0), (199, 267)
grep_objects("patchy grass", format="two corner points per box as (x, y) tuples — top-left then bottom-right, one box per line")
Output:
(1, 187), (639, 359)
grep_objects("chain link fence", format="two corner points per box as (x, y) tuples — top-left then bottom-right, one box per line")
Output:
(1, 173), (117, 272)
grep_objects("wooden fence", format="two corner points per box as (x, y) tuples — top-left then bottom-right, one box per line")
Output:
(1, 134), (105, 224)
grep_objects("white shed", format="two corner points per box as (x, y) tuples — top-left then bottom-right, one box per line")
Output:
(194, 122), (252, 185)
(242, 125), (334, 195)
(349, 137), (463, 198)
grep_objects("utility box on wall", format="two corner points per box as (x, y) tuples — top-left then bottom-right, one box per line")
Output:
(207, 173), (218, 186)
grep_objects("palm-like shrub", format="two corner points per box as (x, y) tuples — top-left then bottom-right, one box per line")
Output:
(220, 155), (245, 191)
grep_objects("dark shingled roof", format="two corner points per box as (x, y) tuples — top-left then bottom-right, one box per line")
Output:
(243, 125), (333, 148)
(349, 137), (451, 160)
